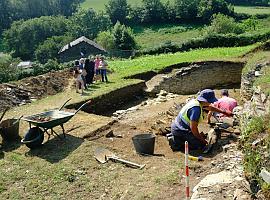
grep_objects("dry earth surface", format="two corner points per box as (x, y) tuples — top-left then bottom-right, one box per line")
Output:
(0, 87), (251, 199)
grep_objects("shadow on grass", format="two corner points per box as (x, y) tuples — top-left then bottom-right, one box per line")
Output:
(25, 134), (84, 163)
(0, 138), (22, 159)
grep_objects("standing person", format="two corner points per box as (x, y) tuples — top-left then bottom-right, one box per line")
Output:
(84, 57), (95, 85)
(167, 89), (232, 151)
(73, 68), (85, 95)
(99, 56), (108, 83)
(79, 58), (85, 70)
(94, 55), (101, 76)
(207, 89), (238, 124)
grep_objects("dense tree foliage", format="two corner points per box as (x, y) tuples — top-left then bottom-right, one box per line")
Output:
(205, 13), (244, 34)
(141, 0), (167, 23)
(225, 0), (270, 6)
(35, 35), (73, 64)
(3, 16), (69, 60)
(174, 0), (199, 20)
(113, 22), (136, 50)
(0, 0), (80, 34)
(96, 31), (115, 50)
(69, 9), (112, 39)
(105, 0), (129, 24)
(198, 0), (233, 21)
(0, 0), (12, 33)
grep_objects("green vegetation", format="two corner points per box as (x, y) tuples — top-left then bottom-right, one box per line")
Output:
(109, 45), (255, 78)
(234, 6), (270, 15)
(134, 24), (203, 49)
(242, 116), (270, 196)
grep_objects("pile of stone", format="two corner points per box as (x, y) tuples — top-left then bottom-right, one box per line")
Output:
(191, 143), (252, 200)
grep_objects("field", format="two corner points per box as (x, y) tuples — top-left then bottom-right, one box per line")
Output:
(234, 6), (270, 15)
(80, 0), (169, 10)
(133, 24), (203, 49)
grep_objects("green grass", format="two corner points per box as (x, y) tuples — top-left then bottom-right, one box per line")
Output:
(110, 45), (256, 78)
(234, 6), (270, 15)
(133, 24), (203, 49)
(80, 0), (170, 10)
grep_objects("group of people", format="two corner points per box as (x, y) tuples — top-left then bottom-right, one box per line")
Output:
(168, 89), (238, 151)
(73, 55), (109, 95)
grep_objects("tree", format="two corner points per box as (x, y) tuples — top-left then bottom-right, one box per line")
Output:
(35, 35), (73, 64)
(242, 16), (259, 31)
(95, 31), (115, 50)
(69, 9), (112, 39)
(174, 0), (199, 20)
(198, 0), (233, 22)
(105, 0), (129, 24)
(205, 13), (244, 34)
(112, 22), (136, 50)
(141, 0), (167, 23)
(3, 16), (69, 60)
(0, 0), (12, 33)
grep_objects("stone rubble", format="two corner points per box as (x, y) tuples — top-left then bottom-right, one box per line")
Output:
(191, 143), (252, 200)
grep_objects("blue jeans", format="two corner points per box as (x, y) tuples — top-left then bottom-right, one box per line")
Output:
(169, 123), (205, 150)
(100, 69), (108, 82)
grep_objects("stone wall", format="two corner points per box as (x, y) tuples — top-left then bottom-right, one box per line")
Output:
(149, 61), (244, 95)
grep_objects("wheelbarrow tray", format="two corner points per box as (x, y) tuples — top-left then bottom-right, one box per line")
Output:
(23, 110), (75, 129)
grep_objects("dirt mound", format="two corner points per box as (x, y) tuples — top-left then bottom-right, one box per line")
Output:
(0, 69), (72, 112)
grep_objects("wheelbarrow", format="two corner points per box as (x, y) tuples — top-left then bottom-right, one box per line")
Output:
(0, 108), (23, 142)
(21, 99), (91, 148)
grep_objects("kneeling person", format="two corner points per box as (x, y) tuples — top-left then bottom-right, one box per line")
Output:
(168, 89), (232, 151)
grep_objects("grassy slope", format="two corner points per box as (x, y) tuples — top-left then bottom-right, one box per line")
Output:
(134, 24), (203, 49)
(81, 0), (169, 10)
(234, 6), (270, 15)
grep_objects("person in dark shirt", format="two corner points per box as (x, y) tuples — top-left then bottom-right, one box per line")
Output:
(167, 89), (232, 151)
(84, 57), (95, 85)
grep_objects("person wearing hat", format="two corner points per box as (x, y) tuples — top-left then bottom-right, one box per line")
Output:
(207, 89), (237, 124)
(167, 89), (232, 151)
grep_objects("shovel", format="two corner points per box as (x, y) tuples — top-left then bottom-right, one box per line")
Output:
(94, 147), (145, 169)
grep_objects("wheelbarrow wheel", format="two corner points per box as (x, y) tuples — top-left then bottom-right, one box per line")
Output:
(22, 127), (44, 149)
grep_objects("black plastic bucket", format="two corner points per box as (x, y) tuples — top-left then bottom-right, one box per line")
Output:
(132, 133), (155, 155)
(0, 118), (21, 142)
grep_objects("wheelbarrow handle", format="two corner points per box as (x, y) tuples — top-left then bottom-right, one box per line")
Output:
(108, 156), (145, 169)
(74, 100), (92, 115)
(59, 98), (72, 111)
(0, 108), (9, 123)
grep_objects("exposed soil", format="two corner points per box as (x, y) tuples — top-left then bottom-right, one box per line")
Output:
(0, 69), (72, 112)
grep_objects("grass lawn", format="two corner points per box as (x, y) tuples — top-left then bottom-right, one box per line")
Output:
(234, 6), (270, 15)
(133, 24), (203, 49)
(80, 0), (169, 10)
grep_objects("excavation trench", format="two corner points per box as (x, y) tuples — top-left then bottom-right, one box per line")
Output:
(67, 61), (245, 116)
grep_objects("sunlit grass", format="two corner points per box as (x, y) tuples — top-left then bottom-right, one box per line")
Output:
(234, 6), (270, 15)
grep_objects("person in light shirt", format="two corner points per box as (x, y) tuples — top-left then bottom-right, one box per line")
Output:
(207, 89), (237, 124)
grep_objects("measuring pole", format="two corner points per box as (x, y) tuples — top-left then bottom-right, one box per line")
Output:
(185, 141), (190, 200)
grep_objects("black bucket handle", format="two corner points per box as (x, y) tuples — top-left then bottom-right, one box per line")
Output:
(0, 108), (8, 123)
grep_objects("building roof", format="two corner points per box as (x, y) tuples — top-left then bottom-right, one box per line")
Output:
(58, 36), (106, 54)
(17, 61), (32, 68)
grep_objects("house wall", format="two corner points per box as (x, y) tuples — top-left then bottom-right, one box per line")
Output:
(59, 42), (106, 62)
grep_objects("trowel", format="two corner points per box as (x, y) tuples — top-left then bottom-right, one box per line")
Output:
(94, 147), (145, 169)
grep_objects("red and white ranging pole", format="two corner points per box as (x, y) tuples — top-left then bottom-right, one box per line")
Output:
(185, 141), (190, 200)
